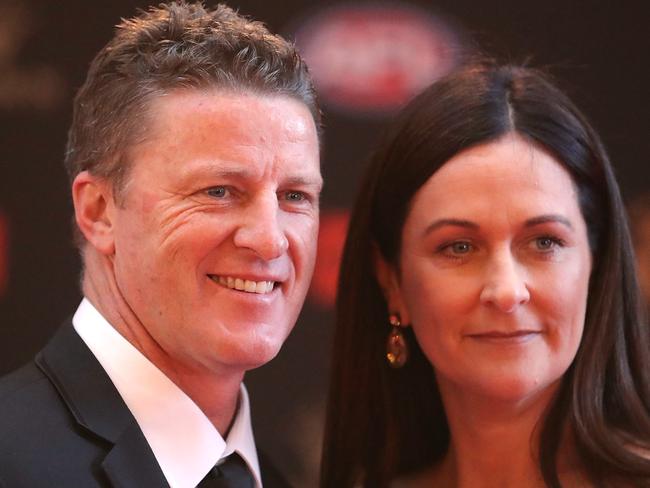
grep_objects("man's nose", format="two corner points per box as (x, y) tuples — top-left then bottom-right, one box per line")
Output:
(479, 251), (530, 313)
(233, 193), (288, 261)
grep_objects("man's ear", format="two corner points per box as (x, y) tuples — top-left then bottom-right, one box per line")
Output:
(372, 245), (411, 325)
(72, 171), (116, 255)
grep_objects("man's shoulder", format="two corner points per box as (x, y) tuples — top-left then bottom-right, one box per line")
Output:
(0, 360), (60, 426)
(0, 361), (48, 400)
(0, 356), (86, 434)
(0, 360), (80, 451)
(0, 361), (47, 394)
(0, 340), (112, 486)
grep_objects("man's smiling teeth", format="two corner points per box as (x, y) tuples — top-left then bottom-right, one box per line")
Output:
(210, 275), (275, 294)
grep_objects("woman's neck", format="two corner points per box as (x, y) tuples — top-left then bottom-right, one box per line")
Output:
(412, 379), (585, 488)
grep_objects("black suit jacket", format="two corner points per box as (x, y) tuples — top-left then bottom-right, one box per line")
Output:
(0, 322), (291, 488)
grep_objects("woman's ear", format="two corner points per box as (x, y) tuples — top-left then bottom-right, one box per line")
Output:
(71, 171), (116, 255)
(372, 245), (411, 325)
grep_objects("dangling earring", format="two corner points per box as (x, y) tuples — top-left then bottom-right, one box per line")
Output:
(386, 313), (408, 368)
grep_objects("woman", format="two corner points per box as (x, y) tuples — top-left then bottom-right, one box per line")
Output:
(321, 63), (650, 487)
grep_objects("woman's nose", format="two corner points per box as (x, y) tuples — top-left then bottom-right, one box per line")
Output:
(479, 251), (530, 313)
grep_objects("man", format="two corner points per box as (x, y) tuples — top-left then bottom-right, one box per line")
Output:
(0, 2), (321, 487)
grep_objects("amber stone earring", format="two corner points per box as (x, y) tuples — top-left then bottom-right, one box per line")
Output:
(386, 314), (408, 368)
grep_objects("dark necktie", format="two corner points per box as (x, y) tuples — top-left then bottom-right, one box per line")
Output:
(197, 452), (256, 488)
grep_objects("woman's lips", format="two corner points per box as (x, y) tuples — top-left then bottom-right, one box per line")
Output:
(466, 330), (542, 343)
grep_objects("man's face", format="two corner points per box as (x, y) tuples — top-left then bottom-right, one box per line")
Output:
(109, 90), (321, 374)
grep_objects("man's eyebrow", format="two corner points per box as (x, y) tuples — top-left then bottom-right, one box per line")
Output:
(180, 163), (323, 189)
(283, 175), (324, 189)
(423, 218), (479, 236)
(178, 162), (251, 180)
(524, 214), (574, 230)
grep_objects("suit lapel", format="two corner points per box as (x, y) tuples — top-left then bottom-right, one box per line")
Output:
(102, 421), (171, 487)
(36, 322), (169, 487)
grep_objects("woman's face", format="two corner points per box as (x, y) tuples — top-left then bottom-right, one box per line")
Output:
(378, 134), (592, 404)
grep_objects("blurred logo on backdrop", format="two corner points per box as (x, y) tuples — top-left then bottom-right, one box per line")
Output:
(294, 2), (460, 116)
(298, 3), (461, 308)
(0, 211), (8, 297)
(0, 0), (65, 110)
(309, 210), (349, 308)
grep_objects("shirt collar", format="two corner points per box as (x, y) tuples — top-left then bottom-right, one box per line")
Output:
(72, 298), (262, 488)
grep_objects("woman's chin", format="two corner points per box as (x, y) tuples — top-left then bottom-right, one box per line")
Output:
(439, 372), (563, 409)
(478, 377), (561, 407)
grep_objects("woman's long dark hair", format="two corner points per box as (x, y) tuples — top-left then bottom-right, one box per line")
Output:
(320, 62), (650, 487)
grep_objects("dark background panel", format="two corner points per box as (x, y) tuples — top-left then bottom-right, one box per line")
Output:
(1, 1), (648, 485)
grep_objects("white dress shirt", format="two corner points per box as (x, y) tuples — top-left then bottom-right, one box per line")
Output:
(72, 298), (262, 488)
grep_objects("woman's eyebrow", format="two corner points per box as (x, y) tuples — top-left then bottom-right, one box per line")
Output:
(524, 214), (574, 230)
(423, 218), (479, 236)
(422, 214), (574, 238)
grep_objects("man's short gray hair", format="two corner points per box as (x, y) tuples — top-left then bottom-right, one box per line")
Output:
(64, 1), (320, 201)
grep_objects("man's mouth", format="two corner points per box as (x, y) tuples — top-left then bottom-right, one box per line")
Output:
(208, 275), (277, 295)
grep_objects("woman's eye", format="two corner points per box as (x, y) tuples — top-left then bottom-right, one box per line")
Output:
(438, 241), (473, 257)
(207, 186), (228, 198)
(533, 236), (564, 251)
(450, 242), (472, 254)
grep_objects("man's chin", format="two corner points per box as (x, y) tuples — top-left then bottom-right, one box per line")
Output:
(209, 336), (286, 373)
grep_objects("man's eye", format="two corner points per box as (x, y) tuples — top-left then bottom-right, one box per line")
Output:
(207, 186), (228, 198)
(284, 191), (306, 202)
